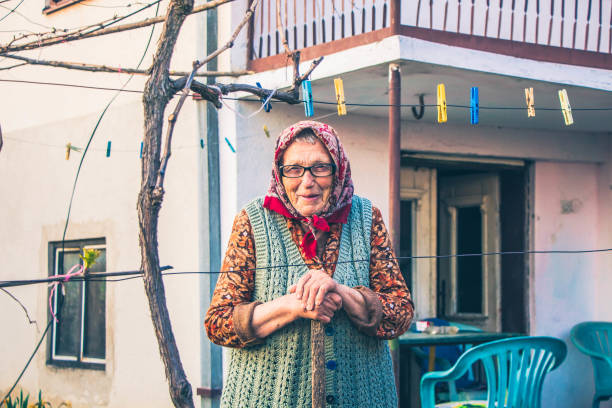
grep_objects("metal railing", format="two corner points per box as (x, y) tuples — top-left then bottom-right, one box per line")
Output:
(249, 0), (611, 61)
(403, 0), (611, 53)
(250, 0), (392, 59)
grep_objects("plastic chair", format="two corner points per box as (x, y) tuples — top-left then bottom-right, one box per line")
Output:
(570, 322), (612, 408)
(420, 336), (567, 408)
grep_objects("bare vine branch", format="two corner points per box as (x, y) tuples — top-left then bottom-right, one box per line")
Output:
(193, 0), (259, 71)
(0, 0), (234, 55)
(1, 288), (38, 330)
(1, 53), (252, 77)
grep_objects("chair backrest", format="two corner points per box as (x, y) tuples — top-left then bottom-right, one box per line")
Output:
(570, 322), (612, 393)
(450, 336), (567, 408)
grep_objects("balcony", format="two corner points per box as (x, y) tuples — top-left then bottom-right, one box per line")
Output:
(247, 0), (612, 71)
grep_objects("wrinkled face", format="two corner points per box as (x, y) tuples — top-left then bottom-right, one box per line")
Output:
(281, 139), (334, 217)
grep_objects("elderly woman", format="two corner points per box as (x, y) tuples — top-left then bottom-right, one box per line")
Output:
(205, 121), (414, 407)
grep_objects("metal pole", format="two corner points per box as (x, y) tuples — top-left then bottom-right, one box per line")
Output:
(388, 62), (401, 406)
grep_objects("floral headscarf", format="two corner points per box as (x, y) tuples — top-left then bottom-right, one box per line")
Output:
(263, 120), (354, 259)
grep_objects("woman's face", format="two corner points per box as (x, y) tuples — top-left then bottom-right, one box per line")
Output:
(281, 139), (334, 217)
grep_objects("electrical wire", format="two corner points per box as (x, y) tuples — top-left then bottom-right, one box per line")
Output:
(0, 0), (24, 24)
(2, 248), (612, 289)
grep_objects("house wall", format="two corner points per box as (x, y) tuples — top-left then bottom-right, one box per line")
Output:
(0, 2), (213, 407)
(533, 159), (612, 408)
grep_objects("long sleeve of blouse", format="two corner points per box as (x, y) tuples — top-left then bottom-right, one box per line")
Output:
(204, 205), (414, 348)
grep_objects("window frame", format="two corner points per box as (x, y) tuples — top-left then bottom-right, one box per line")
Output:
(47, 238), (106, 370)
(43, 0), (84, 15)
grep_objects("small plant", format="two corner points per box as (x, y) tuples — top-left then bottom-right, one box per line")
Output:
(33, 390), (51, 408)
(80, 248), (101, 270)
(1, 390), (28, 408)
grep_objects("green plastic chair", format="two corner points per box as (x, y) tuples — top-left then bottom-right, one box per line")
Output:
(420, 336), (567, 408)
(570, 322), (612, 408)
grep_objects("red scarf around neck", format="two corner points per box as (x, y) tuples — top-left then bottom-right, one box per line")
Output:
(263, 196), (351, 259)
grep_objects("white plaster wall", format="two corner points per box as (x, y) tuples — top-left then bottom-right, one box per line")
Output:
(0, 1), (211, 406)
(533, 161), (612, 408)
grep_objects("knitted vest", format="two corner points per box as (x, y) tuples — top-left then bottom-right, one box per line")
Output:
(220, 196), (397, 408)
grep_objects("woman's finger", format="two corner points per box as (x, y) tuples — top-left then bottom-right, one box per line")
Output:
(314, 281), (332, 307)
(288, 284), (296, 293)
(305, 277), (325, 311)
(295, 273), (312, 300)
(327, 292), (343, 308)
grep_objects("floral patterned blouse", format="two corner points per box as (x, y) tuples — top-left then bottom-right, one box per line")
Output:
(205, 205), (414, 348)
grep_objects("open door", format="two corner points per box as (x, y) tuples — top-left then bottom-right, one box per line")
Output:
(438, 173), (501, 332)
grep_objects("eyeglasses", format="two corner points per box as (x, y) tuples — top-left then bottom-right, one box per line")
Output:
(279, 163), (336, 178)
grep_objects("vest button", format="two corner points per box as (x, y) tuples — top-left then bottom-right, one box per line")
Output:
(326, 395), (335, 404)
(325, 326), (334, 336)
(326, 360), (337, 370)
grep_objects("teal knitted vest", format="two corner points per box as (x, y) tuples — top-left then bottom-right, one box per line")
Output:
(220, 196), (397, 408)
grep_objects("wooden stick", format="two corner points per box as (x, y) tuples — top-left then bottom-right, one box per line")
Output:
(311, 320), (325, 408)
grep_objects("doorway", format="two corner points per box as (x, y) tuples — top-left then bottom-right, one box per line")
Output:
(399, 155), (529, 333)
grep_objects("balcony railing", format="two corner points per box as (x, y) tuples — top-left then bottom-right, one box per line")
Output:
(404, 0), (611, 53)
(248, 0), (611, 68)
(249, 0), (392, 59)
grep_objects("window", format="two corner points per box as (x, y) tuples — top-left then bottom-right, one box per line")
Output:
(48, 238), (106, 369)
(43, 0), (84, 15)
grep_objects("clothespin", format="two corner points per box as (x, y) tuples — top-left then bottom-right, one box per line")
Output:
(470, 87), (479, 125)
(224, 137), (236, 153)
(525, 87), (535, 117)
(139, 141), (143, 159)
(200, 139), (205, 149)
(558, 89), (573, 126)
(301, 80), (314, 117)
(263, 125), (271, 138)
(256, 82), (272, 112)
(334, 78), (347, 116)
(65, 143), (81, 160)
(437, 83), (447, 123)
(106, 141), (111, 157)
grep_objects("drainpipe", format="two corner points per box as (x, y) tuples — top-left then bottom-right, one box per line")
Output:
(198, 2), (222, 408)
(388, 63), (401, 405)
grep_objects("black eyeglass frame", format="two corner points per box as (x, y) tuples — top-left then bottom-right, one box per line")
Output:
(279, 163), (337, 178)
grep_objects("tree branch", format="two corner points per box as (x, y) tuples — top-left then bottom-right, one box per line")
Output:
(0, 0), (234, 55)
(0, 288), (38, 330)
(139, 0), (197, 406)
(181, 53), (323, 107)
(193, 0), (259, 71)
(1, 53), (252, 77)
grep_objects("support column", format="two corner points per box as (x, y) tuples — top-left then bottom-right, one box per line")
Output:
(388, 63), (401, 406)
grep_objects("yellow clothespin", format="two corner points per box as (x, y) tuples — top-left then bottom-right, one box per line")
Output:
(525, 87), (535, 117)
(558, 89), (573, 126)
(437, 83), (447, 123)
(65, 143), (81, 160)
(334, 78), (347, 116)
(263, 125), (271, 138)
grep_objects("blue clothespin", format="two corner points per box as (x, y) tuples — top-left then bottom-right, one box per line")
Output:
(470, 87), (479, 125)
(256, 82), (272, 112)
(106, 141), (112, 157)
(301, 80), (314, 117)
(225, 137), (236, 153)
(200, 138), (205, 149)
(139, 141), (143, 159)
